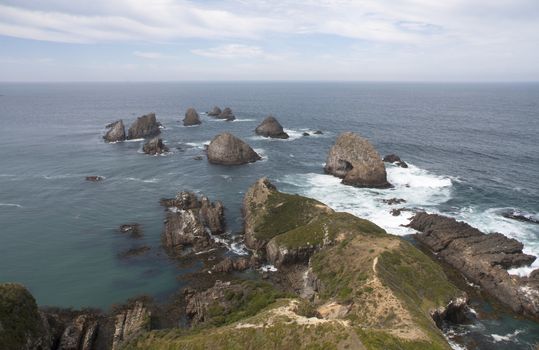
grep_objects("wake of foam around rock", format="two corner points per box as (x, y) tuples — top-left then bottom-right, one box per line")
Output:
(0, 203), (22, 208)
(125, 177), (159, 183)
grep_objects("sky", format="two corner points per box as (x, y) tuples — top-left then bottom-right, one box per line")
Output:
(0, 0), (538, 82)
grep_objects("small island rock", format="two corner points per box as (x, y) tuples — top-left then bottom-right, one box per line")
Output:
(255, 116), (289, 139)
(142, 137), (169, 155)
(104, 120), (126, 142)
(127, 113), (161, 139)
(183, 108), (201, 126)
(324, 132), (390, 188)
(218, 107), (235, 121)
(383, 154), (408, 168)
(207, 106), (222, 117)
(207, 133), (261, 165)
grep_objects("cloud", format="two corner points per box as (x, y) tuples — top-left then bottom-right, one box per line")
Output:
(191, 44), (264, 59)
(133, 51), (166, 59)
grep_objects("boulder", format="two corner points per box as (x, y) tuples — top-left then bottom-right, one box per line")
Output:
(255, 116), (289, 139)
(183, 108), (201, 126)
(207, 106), (222, 117)
(161, 192), (225, 253)
(409, 212), (539, 319)
(127, 113), (161, 139)
(218, 107), (235, 121)
(207, 133), (261, 165)
(111, 301), (150, 350)
(383, 154), (408, 168)
(324, 132), (390, 188)
(431, 294), (470, 327)
(142, 137), (169, 155)
(103, 120), (126, 142)
(302, 132), (310, 136)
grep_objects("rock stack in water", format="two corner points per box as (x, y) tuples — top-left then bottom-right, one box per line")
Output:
(183, 108), (201, 126)
(207, 106), (222, 117)
(142, 137), (169, 155)
(255, 116), (289, 139)
(207, 133), (261, 165)
(383, 154), (408, 168)
(161, 192), (225, 253)
(103, 120), (126, 142)
(324, 132), (390, 188)
(127, 113), (161, 139)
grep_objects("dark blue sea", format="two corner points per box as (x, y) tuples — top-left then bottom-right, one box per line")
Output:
(0, 82), (538, 349)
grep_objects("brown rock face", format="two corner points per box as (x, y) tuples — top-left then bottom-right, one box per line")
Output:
(409, 212), (539, 319)
(127, 113), (161, 139)
(58, 314), (98, 350)
(103, 120), (126, 142)
(255, 116), (289, 139)
(184, 281), (242, 326)
(207, 106), (222, 117)
(183, 108), (201, 126)
(161, 192), (225, 253)
(142, 137), (169, 155)
(324, 132), (390, 188)
(207, 133), (261, 165)
(111, 301), (150, 350)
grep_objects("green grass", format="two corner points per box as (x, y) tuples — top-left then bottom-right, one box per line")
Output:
(355, 328), (448, 350)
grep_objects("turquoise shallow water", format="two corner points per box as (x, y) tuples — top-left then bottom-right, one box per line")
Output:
(0, 82), (538, 348)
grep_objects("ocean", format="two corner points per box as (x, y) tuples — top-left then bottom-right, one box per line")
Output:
(0, 82), (538, 348)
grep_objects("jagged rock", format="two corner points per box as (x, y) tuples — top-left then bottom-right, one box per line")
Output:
(161, 192), (225, 253)
(302, 132), (310, 136)
(58, 314), (98, 350)
(119, 224), (142, 238)
(383, 154), (408, 168)
(501, 209), (539, 225)
(218, 107), (235, 121)
(85, 176), (104, 182)
(183, 108), (201, 126)
(103, 120), (126, 142)
(184, 281), (240, 325)
(127, 113), (161, 139)
(383, 198), (406, 205)
(111, 301), (150, 350)
(212, 257), (251, 273)
(431, 295), (469, 327)
(313, 130), (323, 135)
(0, 283), (53, 350)
(324, 132), (390, 188)
(142, 137), (169, 155)
(409, 212), (539, 318)
(207, 106), (222, 117)
(255, 116), (289, 139)
(207, 133), (261, 165)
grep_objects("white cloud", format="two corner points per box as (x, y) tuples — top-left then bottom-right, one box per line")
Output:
(133, 51), (166, 59)
(191, 44), (264, 59)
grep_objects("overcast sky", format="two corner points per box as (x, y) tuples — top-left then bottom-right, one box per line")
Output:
(1, 0), (538, 82)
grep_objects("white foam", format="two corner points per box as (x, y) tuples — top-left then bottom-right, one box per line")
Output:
(260, 264), (278, 272)
(254, 148), (268, 161)
(124, 138), (145, 142)
(125, 177), (159, 183)
(232, 118), (256, 122)
(491, 329), (523, 342)
(279, 162), (453, 236)
(0, 203), (22, 208)
(210, 233), (249, 256)
(185, 141), (210, 149)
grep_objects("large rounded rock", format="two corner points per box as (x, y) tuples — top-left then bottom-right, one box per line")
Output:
(207, 133), (261, 165)
(142, 137), (169, 155)
(183, 108), (201, 126)
(127, 113), (161, 139)
(255, 116), (289, 139)
(103, 120), (126, 142)
(207, 106), (222, 117)
(324, 132), (390, 188)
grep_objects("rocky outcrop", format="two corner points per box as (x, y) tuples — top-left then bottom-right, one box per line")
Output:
(383, 154), (408, 168)
(161, 192), (225, 253)
(127, 113), (160, 139)
(255, 116), (289, 139)
(431, 295), (469, 327)
(212, 257), (251, 273)
(218, 107), (235, 121)
(501, 209), (539, 225)
(183, 108), (201, 126)
(409, 212), (539, 319)
(382, 198), (406, 205)
(112, 301), (150, 350)
(103, 120), (126, 142)
(58, 314), (98, 350)
(324, 132), (390, 188)
(207, 133), (261, 165)
(119, 224), (142, 238)
(184, 281), (242, 325)
(207, 106), (222, 117)
(142, 137), (169, 155)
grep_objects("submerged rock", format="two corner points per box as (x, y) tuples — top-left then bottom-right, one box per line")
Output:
(127, 113), (161, 139)
(142, 137), (169, 155)
(324, 132), (390, 188)
(383, 154), (408, 168)
(302, 132), (310, 136)
(207, 106), (222, 117)
(409, 212), (539, 318)
(313, 130), (323, 135)
(255, 116), (289, 139)
(85, 176), (104, 182)
(383, 198), (406, 205)
(218, 107), (235, 121)
(118, 246), (151, 259)
(119, 224), (142, 238)
(183, 108), (201, 126)
(207, 133), (261, 165)
(161, 192), (225, 253)
(104, 120), (126, 142)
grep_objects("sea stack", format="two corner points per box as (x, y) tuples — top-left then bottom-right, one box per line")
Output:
(218, 107), (236, 121)
(255, 116), (289, 139)
(142, 137), (169, 155)
(324, 132), (390, 188)
(127, 113), (161, 139)
(103, 120), (126, 142)
(183, 108), (201, 126)
(207, 133), (261, 165)
(207, 106), (222, 117)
